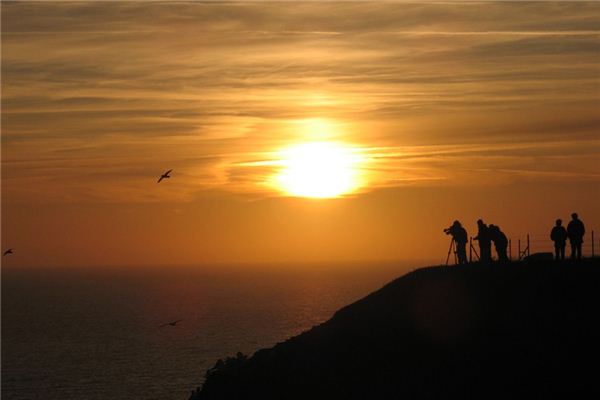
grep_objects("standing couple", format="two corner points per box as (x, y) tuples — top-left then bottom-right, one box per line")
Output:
(550, 213), (585, 260)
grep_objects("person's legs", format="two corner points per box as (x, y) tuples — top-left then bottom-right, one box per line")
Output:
(554, 245), (560, 260)
(457, 243), (467, 264)
(500, 247), (508, 262)
(571, 242), (577, 259)
(576, 243), (582, 260)
(481, 245), (491, 264)
(559, 244), (565, 260)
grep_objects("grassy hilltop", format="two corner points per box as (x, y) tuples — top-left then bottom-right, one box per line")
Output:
(191, 259), (600, 399)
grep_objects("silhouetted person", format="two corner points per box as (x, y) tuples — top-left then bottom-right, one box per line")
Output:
(550, 219), (568, 261)
(444, 220), (468, 264)
(474, 219), (492, 264)
(489, 224), (509, 262)
(567, 213), (585, 260)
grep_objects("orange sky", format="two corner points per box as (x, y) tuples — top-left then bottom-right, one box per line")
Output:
(2, 1), (599, 268)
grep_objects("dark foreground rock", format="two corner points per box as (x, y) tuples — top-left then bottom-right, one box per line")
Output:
(191, 259), (600, 399)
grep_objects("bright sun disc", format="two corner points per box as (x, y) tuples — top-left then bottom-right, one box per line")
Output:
(275, 142), (363, 198)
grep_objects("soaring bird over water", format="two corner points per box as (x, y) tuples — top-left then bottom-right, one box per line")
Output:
(160, 319), (183, 328)
(3, 249), (13, 256)
(157, 169), (172, 183)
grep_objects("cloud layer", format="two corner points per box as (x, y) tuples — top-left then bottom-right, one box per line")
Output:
(2, 1), (599, 203)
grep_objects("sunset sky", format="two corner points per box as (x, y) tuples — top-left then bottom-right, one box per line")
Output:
(2, 1), (599, 269)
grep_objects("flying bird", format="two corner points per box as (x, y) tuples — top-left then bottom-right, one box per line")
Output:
(3, 249), (13, 256)
(159, 319), (183, 328)
(157, 169), (172, 183)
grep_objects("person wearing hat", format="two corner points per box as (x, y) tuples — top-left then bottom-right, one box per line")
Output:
(567, 213), (585, 260)
(550, 219), (568, 261)
(444, 220), (468, 264)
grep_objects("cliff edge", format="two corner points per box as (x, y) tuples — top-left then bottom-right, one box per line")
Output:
(192, 259), (600, 399)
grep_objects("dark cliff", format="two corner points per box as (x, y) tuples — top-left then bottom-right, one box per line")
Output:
(192, 259), (600, 399)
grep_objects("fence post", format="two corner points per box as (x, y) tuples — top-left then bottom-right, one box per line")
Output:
(518, 239), (521, 260)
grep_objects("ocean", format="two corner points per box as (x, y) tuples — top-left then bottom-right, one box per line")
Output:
(2, 264), (406, 400)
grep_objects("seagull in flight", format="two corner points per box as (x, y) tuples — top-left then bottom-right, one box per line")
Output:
(157, 169), (172, 183)
(3, 249), (13, 256)
(159, 319), (183, 328)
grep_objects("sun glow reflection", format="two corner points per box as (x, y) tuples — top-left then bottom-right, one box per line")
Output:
(275, 142), (365, 198)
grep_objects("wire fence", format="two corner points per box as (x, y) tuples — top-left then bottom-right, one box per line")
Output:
(454, 230), (597, 264)
(509, 230), (597, 260)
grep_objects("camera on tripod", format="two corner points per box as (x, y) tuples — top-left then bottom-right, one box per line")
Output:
(443, 221), (468, 266)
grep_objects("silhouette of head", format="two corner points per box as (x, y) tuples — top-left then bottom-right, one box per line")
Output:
(571, 213), (578, 220)
(556, 219), (562, 226)
(477, 219), (484, 227)
(453, 220), (461, 227)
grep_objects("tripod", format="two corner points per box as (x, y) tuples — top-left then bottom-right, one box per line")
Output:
(445, 237), (457, 266)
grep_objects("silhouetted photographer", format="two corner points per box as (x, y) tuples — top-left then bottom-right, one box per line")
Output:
(444, 220), (468, 264)
(489, 224), (509, 262)
(474, 219), (492, 265)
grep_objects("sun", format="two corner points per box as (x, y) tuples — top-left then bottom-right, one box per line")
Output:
(274, 142), (364, 198)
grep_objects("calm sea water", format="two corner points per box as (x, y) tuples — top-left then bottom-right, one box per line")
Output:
(2, 264), (405, 400)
